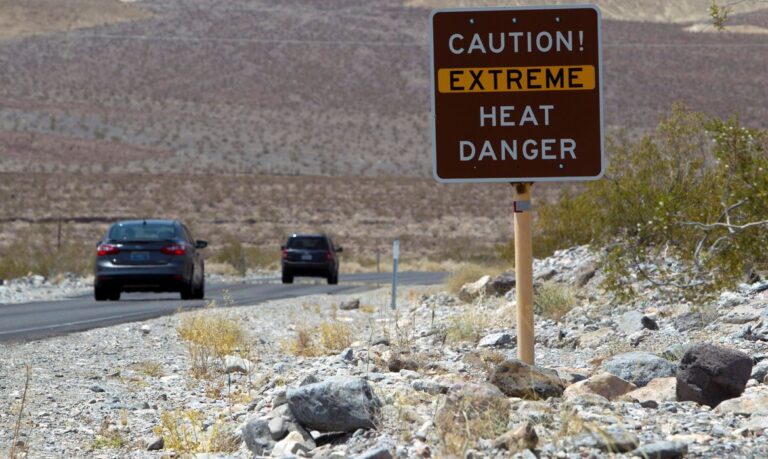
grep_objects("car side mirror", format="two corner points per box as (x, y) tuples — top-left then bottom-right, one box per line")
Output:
(195, 240), (208, 249)
(335, 246), (343, 253)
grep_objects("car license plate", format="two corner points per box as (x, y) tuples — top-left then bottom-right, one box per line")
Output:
(131, 251), (150, 262)
(302, 253), (312, 261)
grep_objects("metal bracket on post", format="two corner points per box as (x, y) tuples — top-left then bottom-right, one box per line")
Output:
(513, 200), (531, 213)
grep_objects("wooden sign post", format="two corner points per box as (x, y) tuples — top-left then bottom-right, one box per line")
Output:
(430, 5), (604, 365)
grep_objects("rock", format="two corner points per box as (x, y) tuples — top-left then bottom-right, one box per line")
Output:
(563, 373), (637, 401)
(242, 418), (275, 455)
(412, 379), (445, 395)
(339, 348), (355, 362)
(487, 271), (516, 296)
(676, 343), (752, 407)
(489, 359), (565, 399)
(492, 422), (538, 451)
(630, 440), (688, 459)
(662, 343), (688, 362)
(140, 324), (152, 335)
(673, 312), (703, 332)
(459, 275), (491, 303)
(388, 354), (419, 373)
(299, 374), (319, 386)
(601, 352), (676, 387)
(146, 436), (164, 451)
(578, 327), (613, 348)
(287, 377), (380, 432)
(751, 360), (768, 382)
(623, 377), (677, 405)
(573, 262), (597, 287)
(477, 331), (516, 348)
(555, 367), (589, 385)
(270, 431), (314, 457)
(435, 383), (510, 444)
(340, 299), (360, 310)
(573, 428), (639, 453)
(641, 315), (659, 331)
(618, 311), (645, 334)
(714, 387), (768, 416)
(353, 445), (393, 459)
(268, 417), (286, 441)
(90, 385), (105, 393)
(225, 355), (255, 374)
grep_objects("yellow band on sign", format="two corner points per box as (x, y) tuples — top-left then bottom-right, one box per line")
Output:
(437, 65), (595, 93)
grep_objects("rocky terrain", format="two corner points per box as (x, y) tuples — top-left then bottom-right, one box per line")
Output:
(2, 246), (768, 458)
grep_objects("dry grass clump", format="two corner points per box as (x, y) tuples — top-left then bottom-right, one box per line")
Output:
(154, 409), (239, 454)
(534, 281), (578, 322)
(445, 308), (494, 344)
(132, 361), (164, 378)
(177, 301), (250, 378)
(436, 384), (510, 455)
(284, 321), (354, 357)
(91, 416), (125, 450)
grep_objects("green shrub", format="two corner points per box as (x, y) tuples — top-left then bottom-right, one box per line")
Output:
(529, 104), (768, 297)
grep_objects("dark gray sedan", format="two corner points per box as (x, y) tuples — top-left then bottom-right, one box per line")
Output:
(94, 220), (206, 301)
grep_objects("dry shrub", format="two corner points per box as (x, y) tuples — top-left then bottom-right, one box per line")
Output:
(154, 409), (239, 454)
(436, 384), (510, 455)
(284, 321), (354, 356)
(132, 360), (164, 378)
(446, 308), (494, 344)
(91, 416), (125, 450)
(534, 281), (578, 322)
(177, 302), (249, 378)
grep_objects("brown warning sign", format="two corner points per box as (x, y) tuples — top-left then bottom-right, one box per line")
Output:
(430, 5), (604, 183)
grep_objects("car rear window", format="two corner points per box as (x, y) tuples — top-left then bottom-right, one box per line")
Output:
(109, 223), (177, 241)
(287, 237), (328, 250)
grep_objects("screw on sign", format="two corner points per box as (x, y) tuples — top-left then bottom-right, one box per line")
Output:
(430, 5), (604, 364)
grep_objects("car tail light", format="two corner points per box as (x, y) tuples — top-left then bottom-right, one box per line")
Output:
(161, 244), (187, 256)
(97, 244), (119, 257)
(325, 251), (333, 261)
(282, 249), (288, 260)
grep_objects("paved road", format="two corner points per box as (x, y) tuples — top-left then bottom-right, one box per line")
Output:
(0, 271), (446, 343)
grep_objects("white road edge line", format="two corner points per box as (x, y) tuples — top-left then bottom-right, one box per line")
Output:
(0, 311), (163, 336)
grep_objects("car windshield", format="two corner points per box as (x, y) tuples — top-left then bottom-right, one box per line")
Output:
(287, 237), (328, 250)
(109, 223), (177, 241)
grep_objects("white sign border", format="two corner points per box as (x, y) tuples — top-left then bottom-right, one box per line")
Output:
(429, 4), (605, 184)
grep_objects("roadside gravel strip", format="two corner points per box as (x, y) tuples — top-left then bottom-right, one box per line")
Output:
(3, 247), (768, 458)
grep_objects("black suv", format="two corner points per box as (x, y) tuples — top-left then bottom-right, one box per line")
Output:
(94, 220), (207, 301)
(281, 234), (342, 284)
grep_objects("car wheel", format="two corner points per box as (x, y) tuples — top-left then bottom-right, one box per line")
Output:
(108, 290), (121, 301)
(180, 280), (195, 300)
(327, 270), (338, 285)
(94, 286), (109, 301)
(193, 276), (205, 300)
(282, 271), (293, 284)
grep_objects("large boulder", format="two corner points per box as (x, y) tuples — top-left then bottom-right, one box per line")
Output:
(623, 377), (677, 406)
(489, 359), (565, 399)
(676, 343), (752, 407)
(601, 352), (676, 387)
(714, 386), (768, 416)
(287, 376), (381, 432)
(563, 372), (636, 401)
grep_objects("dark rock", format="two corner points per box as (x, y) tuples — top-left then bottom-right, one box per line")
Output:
(630, 440), (688, 459)
(676, 342), (752, 407)
(287, 376), (381, 432)
(601, 352), (676, 387)
(339, 348), (355, 361)
(242, 418), (274, 455)
(388, 354), (419, 373)
(478, 331), (516, 348)
(340, 299), (360, 310)
(641, 316), (659, 331)
(489, 359), (565, 399)
(573, 429), (639, 453)
(488, 271), (516, 296)
(90, 385), (105, 393)
(536, 269), (557, 281)
(146, 436), (164, 451)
